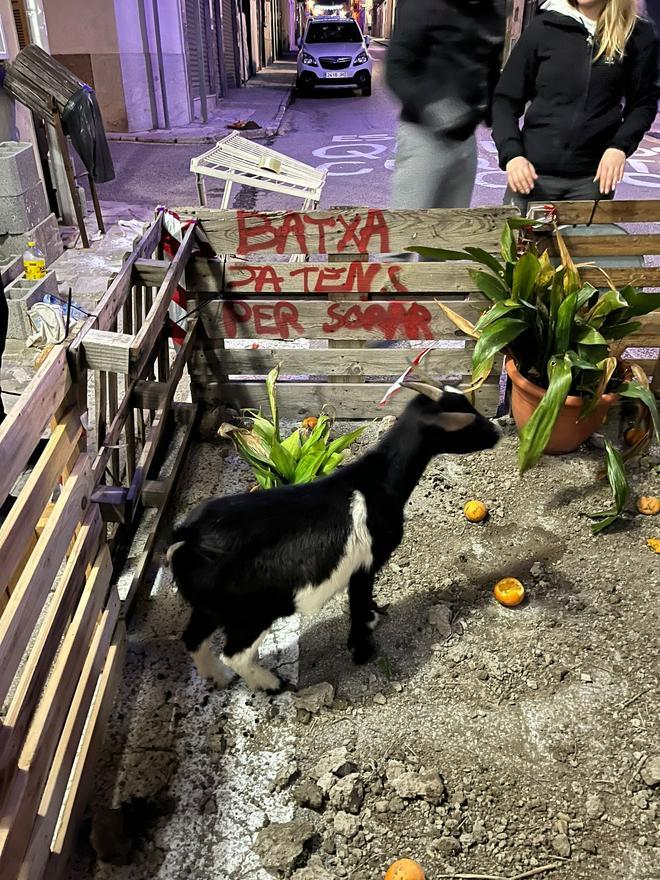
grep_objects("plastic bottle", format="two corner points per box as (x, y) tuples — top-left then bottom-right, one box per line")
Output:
(23, 241), (46, 280)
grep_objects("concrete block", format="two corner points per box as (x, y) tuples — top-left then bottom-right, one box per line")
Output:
(0, 142), (41, 197)
(0, 253), (24, 286)
(0, 181), (50, 235)
(5, 269), (59, 339)
(0, 213), (63, 265)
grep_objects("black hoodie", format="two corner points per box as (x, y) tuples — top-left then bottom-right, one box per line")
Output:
(386, 0), (505, 141)
(492, 11), (659, 177)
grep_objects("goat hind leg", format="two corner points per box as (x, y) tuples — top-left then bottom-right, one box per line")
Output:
(348, 569), (377, 664)
(183, 609), (233, 688)
(222, 627), (282, 694)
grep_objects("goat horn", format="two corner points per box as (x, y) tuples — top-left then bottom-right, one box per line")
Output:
(407, 360), (443, 389)
(401, 379), (443, 402)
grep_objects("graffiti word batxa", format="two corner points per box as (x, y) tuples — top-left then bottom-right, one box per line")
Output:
(235, 209), (392, 255)
(228, 262), (408, 295)
(221, 301), (434, 341)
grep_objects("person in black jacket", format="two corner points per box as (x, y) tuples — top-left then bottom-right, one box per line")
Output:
(493, 0), (659, 211)
(386, 0), (505, 210)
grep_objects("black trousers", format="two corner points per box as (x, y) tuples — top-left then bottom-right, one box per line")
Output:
(504, 173), (615, 215)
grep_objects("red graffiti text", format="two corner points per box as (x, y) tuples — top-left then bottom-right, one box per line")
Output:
(235, 209), (392, 255)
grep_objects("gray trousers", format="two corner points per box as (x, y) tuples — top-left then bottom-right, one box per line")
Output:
(504, 174), (614, 215)
(391, 121), (478, 209)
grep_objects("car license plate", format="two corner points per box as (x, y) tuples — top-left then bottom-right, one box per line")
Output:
(325, 71), (345, 79)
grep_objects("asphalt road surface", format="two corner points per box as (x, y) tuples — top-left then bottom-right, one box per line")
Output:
(102, 43), (660, 214)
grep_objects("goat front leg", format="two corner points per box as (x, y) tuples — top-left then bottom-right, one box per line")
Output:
(183, 609), (233, 688)
(347, 568), (377, 665)
(222, 625), (283, 694)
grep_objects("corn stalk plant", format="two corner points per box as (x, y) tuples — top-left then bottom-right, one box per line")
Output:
(412, 218), (660, 533)
(219, 366), (366, 489)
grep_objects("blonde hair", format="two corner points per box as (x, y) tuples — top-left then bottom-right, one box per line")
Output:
(571, 0), (639, 61)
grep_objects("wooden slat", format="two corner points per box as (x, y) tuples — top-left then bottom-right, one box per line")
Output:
(46, 619), (125, 880)
(580, 267), (660, 288)
(122, 403), (198, 615)
(130, 223), (197, 373)
(0, 408), (82, 596)
(69, 217), (163, 359)
(172, 205), (518, 256)
(107, 374), (120, 483)
(82, 330), (133, 373)
(198, 298), (485, 342)
(627, 311), (660, 346)
(126, 321), (198, 512)
(0, 346), (71, 507)
(547, 233), (660, 257)
(196, 345), (476, 379)
(0, 510), (103, 796)
(0, 548), (114, 876)
(199, 380), (502, 420)
(0, 455), (93, 709)
(546, 199), (660, 224)
(136, 255), (486, 295)
(19, 621), (126, 880)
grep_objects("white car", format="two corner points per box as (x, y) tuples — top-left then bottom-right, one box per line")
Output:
(297, 16), (373, 97)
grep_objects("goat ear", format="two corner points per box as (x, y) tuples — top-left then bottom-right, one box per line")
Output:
(402, 380), (443, 402)
(436, 412), (477, 432)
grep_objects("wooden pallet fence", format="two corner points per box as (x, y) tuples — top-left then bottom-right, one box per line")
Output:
(0, 351), (123, 880)
(0, 216), (200, 879)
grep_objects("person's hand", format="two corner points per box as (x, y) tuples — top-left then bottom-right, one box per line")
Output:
(595, 148), (626, 194)
(506, 156), (538, 195)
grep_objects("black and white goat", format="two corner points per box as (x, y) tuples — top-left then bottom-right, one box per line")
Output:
(166, 380), (500, 692)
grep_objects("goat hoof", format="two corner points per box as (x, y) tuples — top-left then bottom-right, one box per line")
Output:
(351, 641), (376, 665)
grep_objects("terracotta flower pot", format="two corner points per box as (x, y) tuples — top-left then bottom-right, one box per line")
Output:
(505, 359), (618, 455)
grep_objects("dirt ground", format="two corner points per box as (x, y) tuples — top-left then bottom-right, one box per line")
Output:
(70, 416), (659, 880)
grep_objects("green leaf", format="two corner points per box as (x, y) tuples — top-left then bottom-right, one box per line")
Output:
(501, 222), (517, 263)
(512, 252), (541, 303)
(320, 452), (345, 475)
(587, 440), (629, 534)
(587, 288), (628, 325)
(250, 414), (276, 444)
(464, 247), (506, 276)
(576, 283), (597, 309)
(575, 326), (608, 346)
(280, 429), (301, 460)
(268, 440), (296, 483)
(294, 450), (327, 484)
(619, 382), (660, 443)
(326, 425), (367, 455)
(518, 355), (573, 473)
(507, 217), (543, 230)
(580, 356), (617, 419)
(600, 320), (642, 340)
(474, 300), (524, 333)
(554, 291), (578, 355)
(407, 246), (470, 261)
(473, 319), (528, 378)
(300, 414), (331, 455)
(470, 269), (510, 303)
(265, 366), (280, 441)
(618, 285), (660, 318)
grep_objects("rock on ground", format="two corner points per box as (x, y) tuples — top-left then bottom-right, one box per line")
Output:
(253, 820), (315, 877)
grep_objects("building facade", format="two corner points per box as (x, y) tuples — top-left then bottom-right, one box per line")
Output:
(4, 0), (296, 133)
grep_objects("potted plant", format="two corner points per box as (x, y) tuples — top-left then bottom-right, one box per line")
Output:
(219, 365), (366, 489)
(412, 218), (660, 532)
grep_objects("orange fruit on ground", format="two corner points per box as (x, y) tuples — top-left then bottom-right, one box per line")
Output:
(493, 577), (525, 607)
(464, 500), (488, 523)
(301, 416), (318, 430)
(647, 538), (660, 553)
(384, 859), (425, 880)
(636, 496), (660, 516)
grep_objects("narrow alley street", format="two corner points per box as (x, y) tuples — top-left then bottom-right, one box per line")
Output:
(100, 42), (660, 218)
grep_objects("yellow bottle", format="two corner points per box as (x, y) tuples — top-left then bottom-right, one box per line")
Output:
(23, 241), (46, 280)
